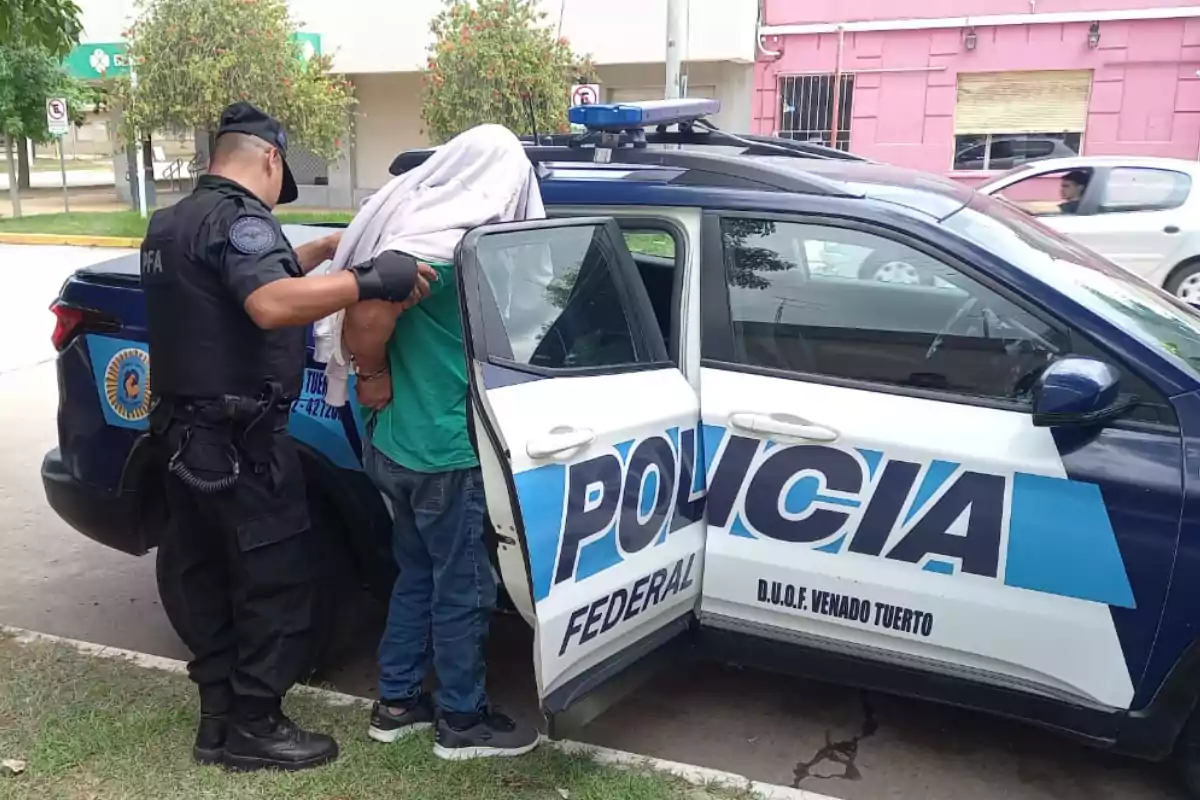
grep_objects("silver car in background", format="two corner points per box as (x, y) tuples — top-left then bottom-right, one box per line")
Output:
(978, 156), (1200, 302)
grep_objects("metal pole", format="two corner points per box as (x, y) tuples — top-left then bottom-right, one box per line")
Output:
(131, 64), (148, 219)
(4, 137), (21, 218)
(829, 25), (845, 150)
(666, 0), (686, 98)
(58, 136), (69, 213)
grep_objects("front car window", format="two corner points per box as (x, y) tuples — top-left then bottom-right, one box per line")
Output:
(944, 195), (1200, 379)
(719, 217), (1066, 401)
(979, 167), (1094, 217)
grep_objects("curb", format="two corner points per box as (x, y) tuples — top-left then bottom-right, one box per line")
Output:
(0, 624), (837, 800)
(0, 233), (142, 248)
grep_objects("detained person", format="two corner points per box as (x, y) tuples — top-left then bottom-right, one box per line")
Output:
(312, 124), (546, 759)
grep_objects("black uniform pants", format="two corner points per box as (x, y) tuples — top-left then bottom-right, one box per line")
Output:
(156, 425), (314, 714)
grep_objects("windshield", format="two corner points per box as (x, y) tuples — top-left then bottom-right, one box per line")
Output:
(944, 193), (1200, 379)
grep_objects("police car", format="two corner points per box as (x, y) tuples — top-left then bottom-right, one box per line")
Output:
(41, 98), (1200, 793)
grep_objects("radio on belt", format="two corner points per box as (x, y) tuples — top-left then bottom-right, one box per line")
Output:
(566, 98), (723, 162)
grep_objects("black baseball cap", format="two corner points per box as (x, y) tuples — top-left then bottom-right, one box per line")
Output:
(216, 102), (298, 204)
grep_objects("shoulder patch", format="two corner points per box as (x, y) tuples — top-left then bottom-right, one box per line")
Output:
(229, 216), (277, 255)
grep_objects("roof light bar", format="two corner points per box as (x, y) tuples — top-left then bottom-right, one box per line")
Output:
(568, 98), (722, 132)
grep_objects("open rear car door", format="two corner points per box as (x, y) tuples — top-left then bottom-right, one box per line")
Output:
(455, 217), (706, 732)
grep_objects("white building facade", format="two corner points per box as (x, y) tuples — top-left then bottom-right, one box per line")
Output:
(74, 0), (759, 207)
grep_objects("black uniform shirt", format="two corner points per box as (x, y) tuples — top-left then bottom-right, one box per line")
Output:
(141, 175), (307, 401)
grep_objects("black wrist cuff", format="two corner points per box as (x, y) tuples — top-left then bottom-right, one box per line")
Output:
(352, 251), (419, 302)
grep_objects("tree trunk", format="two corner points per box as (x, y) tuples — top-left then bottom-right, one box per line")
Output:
(194, 127), (214, 173)
(17, 138), (30, 191)
(5, 137), (22, 218)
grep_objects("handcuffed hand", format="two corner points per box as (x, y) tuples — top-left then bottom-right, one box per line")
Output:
(356, 369), (393, 411)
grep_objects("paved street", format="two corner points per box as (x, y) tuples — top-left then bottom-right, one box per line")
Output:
(0, 243), (1187, 799)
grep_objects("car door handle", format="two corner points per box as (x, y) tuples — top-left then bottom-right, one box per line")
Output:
(729, 412), (839, 443)
(1165, 225), (1181, 234)
(526, 427), (596, 459)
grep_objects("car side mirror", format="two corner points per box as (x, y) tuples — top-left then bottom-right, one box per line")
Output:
(1032, 357), (1138, 428)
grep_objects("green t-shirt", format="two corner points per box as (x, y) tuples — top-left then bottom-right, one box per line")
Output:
(369, 261), (479, 473)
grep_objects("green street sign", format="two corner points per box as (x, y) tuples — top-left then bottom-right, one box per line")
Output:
(64, 42), (130, 81)
(292, 32), (322, 62)
(65, 34), (321, 81)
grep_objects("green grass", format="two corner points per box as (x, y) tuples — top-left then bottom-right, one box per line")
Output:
(624, 232), (676, 259)
(0, 210), (355, 238)
(0, 213), (678, 263)
(0, 636), (739, 800)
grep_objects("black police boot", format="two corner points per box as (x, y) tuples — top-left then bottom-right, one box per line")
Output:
(194, 715), (228, 766)
(194, 683), (233, 766)
(223, 700), (339, 773)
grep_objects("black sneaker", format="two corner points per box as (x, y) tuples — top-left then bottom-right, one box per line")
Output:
(193, 714), (227, 766)
(433, 708), (541, 761)
(222, 713), (339, 772)
(368, 694), (435, 743)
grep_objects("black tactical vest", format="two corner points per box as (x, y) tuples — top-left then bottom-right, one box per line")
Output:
(140, 177), (306, 401)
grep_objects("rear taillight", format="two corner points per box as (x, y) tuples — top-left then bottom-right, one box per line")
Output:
(50, 302), (116, 351)
(51, 303), (85, 351)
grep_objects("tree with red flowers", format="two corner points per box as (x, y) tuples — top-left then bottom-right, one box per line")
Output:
(422, 0), (595, 144)
(112, 0), (354, 160)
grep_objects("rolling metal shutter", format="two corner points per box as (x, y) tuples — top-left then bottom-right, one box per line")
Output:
(955, 70), (1092, 135)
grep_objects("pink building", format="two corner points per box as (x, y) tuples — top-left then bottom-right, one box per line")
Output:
(754, 1), (1200, 186)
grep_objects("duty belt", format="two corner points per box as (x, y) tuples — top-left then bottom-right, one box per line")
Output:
(151, 381), (289, 494)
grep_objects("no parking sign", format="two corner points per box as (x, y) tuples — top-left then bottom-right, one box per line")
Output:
(570, 84), (600, 107)
(569, 84), (600, 133)
(46, 98), (69, 136)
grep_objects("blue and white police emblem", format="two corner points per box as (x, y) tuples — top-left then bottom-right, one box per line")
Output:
(104, 347), (151, 422)
(229, 216), (277, 255)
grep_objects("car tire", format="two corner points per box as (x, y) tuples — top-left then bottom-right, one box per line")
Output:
(303, 490), (362, 680)
(1165, 260), (1200, 304)
(857, 252), (933, 286)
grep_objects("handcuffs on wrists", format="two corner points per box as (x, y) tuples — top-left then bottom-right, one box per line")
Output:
(351, 358), (389, 383)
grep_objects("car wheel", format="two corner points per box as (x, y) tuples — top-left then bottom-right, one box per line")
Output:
(857, 253), (931, 285)
(1165, 260), (1200, 304)
(303, 491), (361, 680)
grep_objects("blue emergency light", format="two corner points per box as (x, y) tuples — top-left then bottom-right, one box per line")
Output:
(568, 98), (722, 131)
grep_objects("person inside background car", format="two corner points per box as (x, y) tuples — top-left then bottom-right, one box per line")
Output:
(1060, 170), (1091, 214)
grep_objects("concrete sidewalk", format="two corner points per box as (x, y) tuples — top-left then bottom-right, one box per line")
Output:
(0, 161), (194, 191)
(0, 187), (132, 217)
(0, 187), (353, 221)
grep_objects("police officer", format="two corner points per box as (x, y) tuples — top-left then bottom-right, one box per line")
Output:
(141, 102), (435, 772)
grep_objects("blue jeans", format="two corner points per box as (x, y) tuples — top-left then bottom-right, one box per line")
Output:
(363, 442), (495, 715)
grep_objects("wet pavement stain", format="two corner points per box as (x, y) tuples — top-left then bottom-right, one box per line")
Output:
(793, 692), (879, 786)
